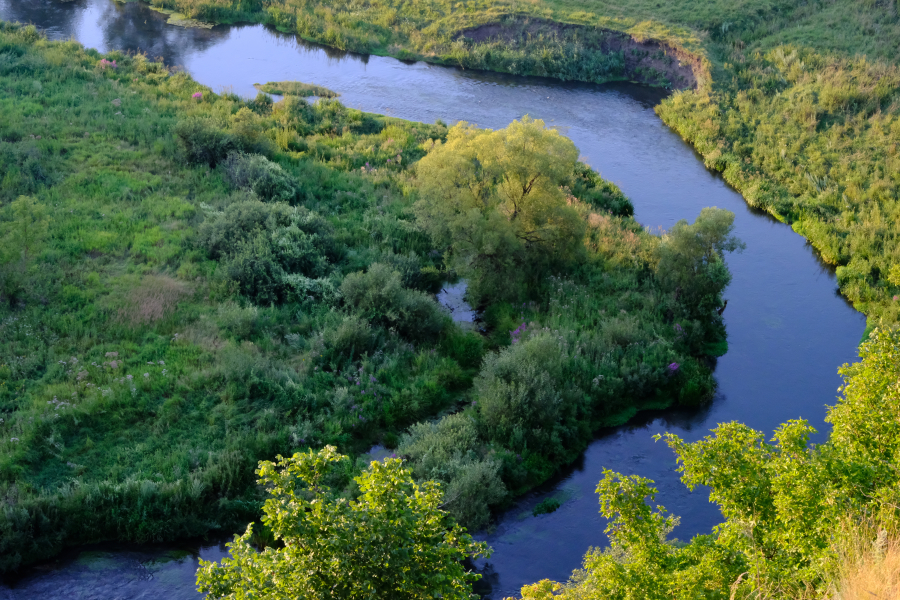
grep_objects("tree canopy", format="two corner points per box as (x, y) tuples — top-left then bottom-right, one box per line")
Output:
(196, 446), (489, 600)
(414, 116), (585, 300)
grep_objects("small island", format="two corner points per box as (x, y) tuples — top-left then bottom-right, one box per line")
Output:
(254, 80), (339, 98)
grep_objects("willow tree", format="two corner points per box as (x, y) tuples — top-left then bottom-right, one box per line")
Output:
(414, 116), (585, 301)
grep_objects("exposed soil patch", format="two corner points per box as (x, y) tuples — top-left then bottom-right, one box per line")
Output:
(454, 18), (701, 90)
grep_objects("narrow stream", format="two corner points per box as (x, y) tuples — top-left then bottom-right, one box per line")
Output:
(0, 1), (867, 598)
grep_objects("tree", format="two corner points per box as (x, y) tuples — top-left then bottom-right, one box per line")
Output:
(414, 116), (585, 301)
(196, 446), (489, 600)
(655, 207), (744, 351)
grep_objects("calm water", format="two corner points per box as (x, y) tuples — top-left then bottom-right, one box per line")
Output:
(0, 1), (866, 598)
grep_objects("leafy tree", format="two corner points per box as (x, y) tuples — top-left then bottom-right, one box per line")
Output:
(655, 207), (744, 351)
(196, 446), (489, 600)
(414, 116), (585, 301)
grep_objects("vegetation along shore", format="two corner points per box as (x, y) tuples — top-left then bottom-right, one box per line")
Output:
(4, 0), (900, 596)
(141, 0), (900, 331)
(0, 21), (737, 573)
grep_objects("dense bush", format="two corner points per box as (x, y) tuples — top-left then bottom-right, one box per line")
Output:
(174, 117), (240, 168)
(398, 413), (507, 529)
(340, 263), (447, 342)
(220, 152), (300, 202)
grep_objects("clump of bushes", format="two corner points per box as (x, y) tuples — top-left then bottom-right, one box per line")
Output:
(340, 263), (447, 342)
(221, 152), (300, 202)
(398, 413), (507, 529)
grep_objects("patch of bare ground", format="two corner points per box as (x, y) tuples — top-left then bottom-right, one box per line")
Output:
(117, 275), (191, 325)
(455, 18), (701, 90)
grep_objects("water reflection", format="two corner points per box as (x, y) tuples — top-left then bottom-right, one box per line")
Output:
(0, 1), (866, 598)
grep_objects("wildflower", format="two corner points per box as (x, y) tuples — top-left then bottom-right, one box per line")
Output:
(126, 374), (133, 381)
(192, 92), (203, 99)
(158, 360), (165, 365)
(667, 362), (680, 372)
(370, 376), (376, 383)
(143, 373), (149, 378)
(674, 324), (683, 333)
(894, 296), (898, 301)
(10, 438), (18, 443)
(109, 360), (118, 369)
(99, 58), (117, 70)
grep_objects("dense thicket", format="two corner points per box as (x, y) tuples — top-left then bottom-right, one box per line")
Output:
(0, 23), (734, 572)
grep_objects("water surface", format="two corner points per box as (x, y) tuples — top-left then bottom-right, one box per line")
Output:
(0, 1), (866, 598)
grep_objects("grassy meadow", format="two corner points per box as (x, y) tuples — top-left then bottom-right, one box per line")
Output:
(0, 22), (734, 571)
(143, 0), (900, 328)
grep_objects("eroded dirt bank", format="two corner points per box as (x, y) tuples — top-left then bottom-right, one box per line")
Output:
(454, 18), (701, 90)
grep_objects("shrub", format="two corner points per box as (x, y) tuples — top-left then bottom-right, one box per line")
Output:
(398, 413), (507, 529)
(474, 333), (582, 458)
(572, 162), (633, 216)
(440, 327), (485, 370)
(320, 314), (378, 362)
(340, 263), (446, 342)
(221, 152), (299, 202)
(174, 117), (238, 168)
(197, 200), (290, 259)
(220, 233), (285, 304)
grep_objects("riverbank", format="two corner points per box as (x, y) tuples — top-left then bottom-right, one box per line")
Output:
(139, 0), (900, 328)
(0, 21), (733, 573)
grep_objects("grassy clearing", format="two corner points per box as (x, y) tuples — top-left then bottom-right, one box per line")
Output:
(254, 80), (338, 97)
(143, 0), (900, 327)
(0, 22), (732, 571)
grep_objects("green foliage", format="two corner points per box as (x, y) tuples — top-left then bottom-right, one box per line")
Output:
(399, 413), (507, 529)
(571, 162), (633, 217)
(196, 446), (489, 600)
(520, 327), (900, 599)
(340, 263), (447, 342)
(174, 117), (241, 167)
(414, 117), (584, 302)
(254, 80), (338, 98)
(533, 497), (561, 516)
(0, 196), (48, 305)
(0, 23), (735, 571)
(655, 207), (745, 349)
(220, 152), (300, 202)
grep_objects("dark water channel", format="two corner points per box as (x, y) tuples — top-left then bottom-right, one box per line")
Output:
(0, 1), (867, 597)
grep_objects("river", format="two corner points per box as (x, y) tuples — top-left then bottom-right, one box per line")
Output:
(0, 1), (867, 598)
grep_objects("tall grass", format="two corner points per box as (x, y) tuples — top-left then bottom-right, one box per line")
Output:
(829, 522), (900, 600)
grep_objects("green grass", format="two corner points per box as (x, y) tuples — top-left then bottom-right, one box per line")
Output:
(254, 80), (338, 97)
(142, 0), (900, 327)
(0, 22), (730, 571)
